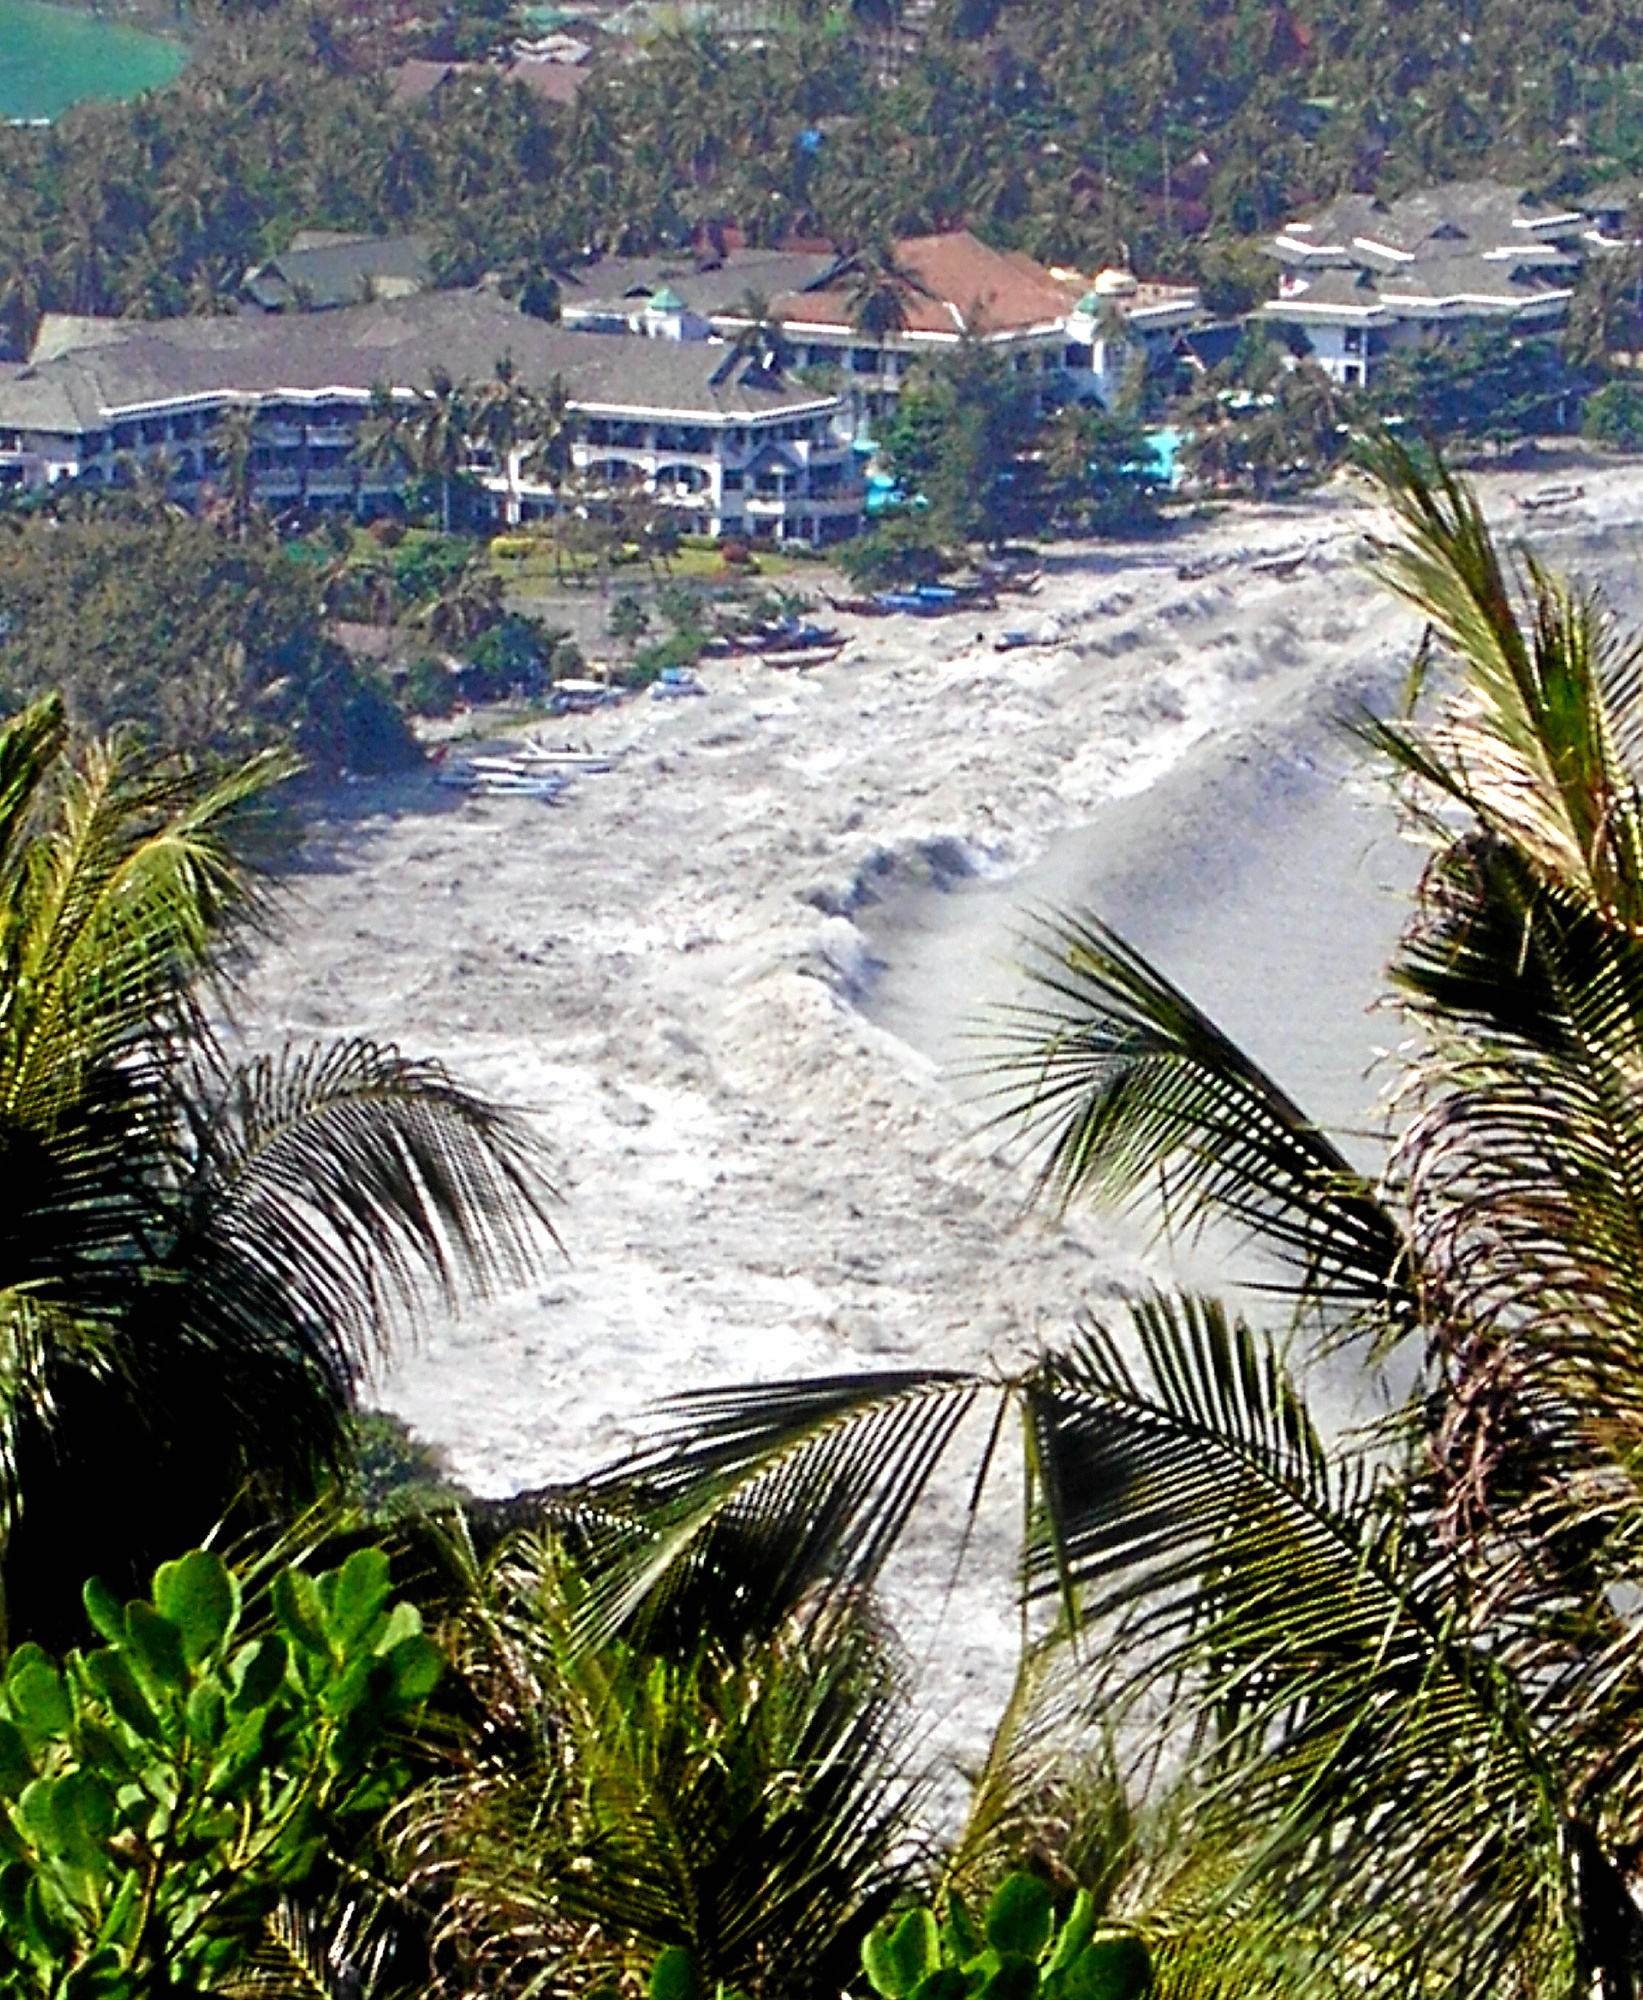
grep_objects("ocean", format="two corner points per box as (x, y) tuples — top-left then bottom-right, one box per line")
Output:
(0, 0), (184, 120)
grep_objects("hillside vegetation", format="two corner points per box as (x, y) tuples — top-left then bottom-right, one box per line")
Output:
(6, 0), (1643, 355)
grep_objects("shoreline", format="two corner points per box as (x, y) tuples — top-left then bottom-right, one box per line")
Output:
(233, 459), (1643, 1783)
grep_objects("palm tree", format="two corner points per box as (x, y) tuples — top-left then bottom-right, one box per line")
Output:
(477, 358), (569, 528)
(570, 446), (1643, 1999)
(0, 697), (557, 1645)
(725, 289), (793, 376)
(208, 402), (261, 539)
(351, 381), (412, 518)
(392, 1515), (926, 1997)
(414, 556), (505, 646)
(838, 238), (933, 342)
(403, 370), (482, 535)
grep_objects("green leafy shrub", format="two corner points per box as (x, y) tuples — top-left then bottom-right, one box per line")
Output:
(835, 519), (951, 591)
(0, 1545), (441, 1998)
(862, 1877), (1152, 2000)
(1582, 379), (1643, 451)
(404, 651), (458, 717)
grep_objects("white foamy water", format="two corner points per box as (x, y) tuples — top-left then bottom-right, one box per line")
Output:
(235, 457), (1643, 1796)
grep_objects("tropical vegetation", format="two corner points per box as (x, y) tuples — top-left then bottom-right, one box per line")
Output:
(11, 0), (1643, 363)
(0, 504), (415, 772)
(0, 694), (555, 1645)
(526, 443), (1643, 1998)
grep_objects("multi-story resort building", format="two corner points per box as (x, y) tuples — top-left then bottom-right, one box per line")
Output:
(0, 231), (1207, 539)
(560, 230), (1202, 424)
(0, 289), (865, 544)
(1260, 180), (1586, 386)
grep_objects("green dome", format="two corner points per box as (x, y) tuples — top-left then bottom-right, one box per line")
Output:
(648, 285), (685, 312)
(1073, 289), (1105, 315)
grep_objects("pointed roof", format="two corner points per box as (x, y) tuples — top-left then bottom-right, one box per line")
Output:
(773, 231), (1077, 338)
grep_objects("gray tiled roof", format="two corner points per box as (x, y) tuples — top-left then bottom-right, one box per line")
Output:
(243, 234), (434, 312)
(0, 291), (836, 431)
(1275, 180), (1584, 266)
(1266, 253), (1570, 320)
(1268, 268), (1384, 311)
(1379, 254), (1567, 303)
(562, 248), (839, 317)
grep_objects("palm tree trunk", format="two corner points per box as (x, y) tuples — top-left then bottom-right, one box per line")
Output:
(1572, 1820), (1641, 2000)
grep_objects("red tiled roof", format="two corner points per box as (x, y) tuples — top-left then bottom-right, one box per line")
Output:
(773, 230), (1076, 337)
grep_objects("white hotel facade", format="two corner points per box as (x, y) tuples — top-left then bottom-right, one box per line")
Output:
(0, 290), (866, 544)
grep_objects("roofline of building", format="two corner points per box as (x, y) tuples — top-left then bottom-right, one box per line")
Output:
(42, 376), (842, 432)
(1377, 283), (1575, 310)
(1260, 296), (1386, 320)
(573, 393), (840, 422)
(768, 314), (1068, 342)
(1264, 283), (1573, 321)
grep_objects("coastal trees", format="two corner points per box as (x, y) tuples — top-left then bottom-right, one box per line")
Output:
(567, 449), (1643, 1997)
(0, 508), (414, 772)
(0, 697), (556, 1642)
(395, 1521), (924, 1996)
(879, 339), (1040, 547)
(401, 369), (485, 534)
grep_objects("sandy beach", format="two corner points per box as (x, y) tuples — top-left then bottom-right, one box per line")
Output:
(235, 456), (1643, 1780)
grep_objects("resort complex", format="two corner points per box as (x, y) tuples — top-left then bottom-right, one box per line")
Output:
(1260, 180), (1589, 385)
(0, 183), (1636, 539)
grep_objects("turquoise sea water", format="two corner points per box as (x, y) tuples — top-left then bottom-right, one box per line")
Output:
(0, 0), (185, 120)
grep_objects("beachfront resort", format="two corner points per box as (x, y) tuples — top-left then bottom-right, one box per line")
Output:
(0, 181), (1635, 541)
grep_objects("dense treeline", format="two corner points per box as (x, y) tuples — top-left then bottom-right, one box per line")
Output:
(0, 503), (416, 770)
(9, 0), (1643, 357)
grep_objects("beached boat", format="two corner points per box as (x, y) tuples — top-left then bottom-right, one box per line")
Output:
(520, 739), (617, 773)
(550, 678), (621, 713)
(436, 766), (569, 800)
(748, 621), (841, 653)
(760, 642), (847, 669)
(652, 667), (708, 698)
(1520, 482), (1585, 513)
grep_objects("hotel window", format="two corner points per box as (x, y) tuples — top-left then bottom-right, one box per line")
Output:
(1343, 327), (1363, 354)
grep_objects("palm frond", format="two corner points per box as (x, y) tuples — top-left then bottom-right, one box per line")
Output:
(177, 1038), (559, 1366)
(0, 728), (285, 1130)
(983, 909), (1405, 1315)
(576, 1369), (986, 1650)
(1361, 434), (1643, 932)
(397, 1525), (927, 1995)
(1015, 1298), (1573, 1997)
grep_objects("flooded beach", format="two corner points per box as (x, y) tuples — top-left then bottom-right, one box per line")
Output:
(234, 459), (1643, 1775)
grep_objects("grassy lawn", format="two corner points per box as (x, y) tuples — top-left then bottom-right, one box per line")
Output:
(488, 537), (818, 589)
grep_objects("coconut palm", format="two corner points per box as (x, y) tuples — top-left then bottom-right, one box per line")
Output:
(352, 381), (413, 515)
(477, 358), (569, 528)
(0, 697), (556, 1645)
(838, 238), (933, 341)
(402, 370), (483, 535)
(208, 402), (261, 539)
(725, 290), (794, 376)
(414, 556), (506, 646)
(392, 1514), (926, 1997)
(572, 446), (1643, 1999)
